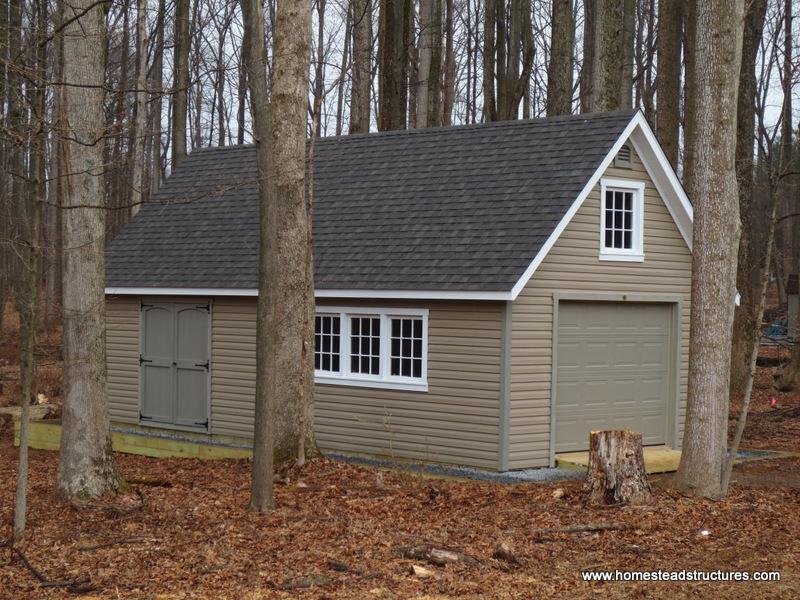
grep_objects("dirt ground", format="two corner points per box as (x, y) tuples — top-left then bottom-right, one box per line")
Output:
(1, 303), (800, 599)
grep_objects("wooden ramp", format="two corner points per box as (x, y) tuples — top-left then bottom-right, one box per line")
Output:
(556, 446), (683, 474)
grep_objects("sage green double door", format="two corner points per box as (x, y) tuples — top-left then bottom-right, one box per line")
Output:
(139, 301), (210, 430)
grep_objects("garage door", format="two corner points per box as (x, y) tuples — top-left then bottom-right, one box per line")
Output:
(555, 301), (672, 453)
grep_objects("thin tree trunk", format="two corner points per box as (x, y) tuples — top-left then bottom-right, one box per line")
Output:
(579, 0), (595, 113)
(130, 0), (149, 217)
(312, 0), (326, 138)
(377, 0), (409, 130)
(151, 0), (166, 190)
(349, 0), (372, 133)
(655, 0), (681, 168)
(441, 0), (455, 125)
(14, 0), (46, 537)
(243, 0), (276, 513)
(730, 0), (768, 392)
(674, 0), (745, 499)
(172, 0), (190, 167)
(546, 0), (575, 116)
(721, 177), (778, 495)
(56, 0), (121, 500)
(681, 0), (696, 184)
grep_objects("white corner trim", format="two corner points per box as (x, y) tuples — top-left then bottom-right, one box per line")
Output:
(106, 287), (512, 301)
(509, 111), (693, 301)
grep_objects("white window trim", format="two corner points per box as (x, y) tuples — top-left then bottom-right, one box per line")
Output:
(599, 178), (645, 262)
(313, 306), (429, 392)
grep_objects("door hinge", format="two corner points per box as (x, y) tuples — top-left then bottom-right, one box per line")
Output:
(139, 355), (153, 365)
(141, 303), (154, 309)
(195, 419), (209, 429)
(139, 412), (152, 421)
(195, 303), (210, 312)
(194, 360), (209, 370)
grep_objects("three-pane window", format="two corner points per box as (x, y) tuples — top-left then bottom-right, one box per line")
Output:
(313, 308), (428, 390)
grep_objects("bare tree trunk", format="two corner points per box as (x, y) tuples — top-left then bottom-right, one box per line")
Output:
(243, 0), (276, 513)
(151, 0), (166, 190)
(268, 0), (316, 461)
(482, 0), (497, 120)
(619, 0), (634, 109)
(730, 0), (768, 392)
(312, 0), (326, 138)
(56, 0), (121, 500)
(130, 0), (149, 217)
(774, 0), (798, 391)
(378, 0), (409, 130)
(579, 0), (595, 113)
(416, 0), (442, 127)
(172, 0), (190, 168)
(655, 0), (681, 168)
(675, 0), (744, 499)
(721, 176), (778, 495)
(546, 0), (574, 116)
(441, 0), (455, 125)
(15, 0), (46, 537)
(681, 0), (696, 183)
(589, 0), (625, 112)
(349, 0), (372, 133)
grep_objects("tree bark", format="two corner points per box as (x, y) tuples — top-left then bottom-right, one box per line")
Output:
(681, 0), (696, 185)
(378, 0), (410, 130)
(589, 0), (625, 112)
(130, 0), (149, 217)
(619, 0), (634, 109)
(15, 0), (47, 537)
(349, 0), (372, 133)
(675, 0), (744, 499)
(151, 0), (166, 190)
(579, 0), (595, 113)
(172, 0), (190, 168)
(584, 430), (652, 506)
(655, 0), (681, 168)
(546, 0), (574, 116)
(56, 0), (120, 500)
(440, 0), (455, 125)
(243, 0), (276, 513)
(730, 0), (768, 392)
(416, 0), (442, 127)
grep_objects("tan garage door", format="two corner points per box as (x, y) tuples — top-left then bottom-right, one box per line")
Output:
(555, 301), (672, 453)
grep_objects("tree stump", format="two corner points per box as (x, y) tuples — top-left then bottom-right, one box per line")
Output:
(584, 430), (652, 506)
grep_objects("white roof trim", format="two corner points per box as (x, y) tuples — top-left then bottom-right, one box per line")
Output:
(105, 287), (513, 301)
(508, 111), (693, 301)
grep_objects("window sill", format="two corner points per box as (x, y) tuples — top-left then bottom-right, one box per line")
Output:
(598, 251), (645, 263)
(315, 374), (429, 393)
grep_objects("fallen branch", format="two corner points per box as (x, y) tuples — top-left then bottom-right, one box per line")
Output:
(9, 544), (94, 593)
(396, 544), (479, 566)
(534, 523), (631, 536)
(77, 537), (148, 552)
(125, 478), (172, 488)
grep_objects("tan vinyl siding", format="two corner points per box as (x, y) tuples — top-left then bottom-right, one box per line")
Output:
(106, 296), (140, 423)
(104, 297), (506, 468)
(508, 146), (692, 469)
(313, 300), (504, 469)
(210, 298), (257, 437)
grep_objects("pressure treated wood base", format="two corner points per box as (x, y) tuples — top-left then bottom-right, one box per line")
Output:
(13, 419), (253, 460)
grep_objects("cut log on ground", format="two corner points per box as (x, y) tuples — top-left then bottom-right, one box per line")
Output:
(584, 430), (652, 506)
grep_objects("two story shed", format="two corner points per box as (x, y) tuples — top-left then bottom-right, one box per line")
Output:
(104, 110), (693, 470)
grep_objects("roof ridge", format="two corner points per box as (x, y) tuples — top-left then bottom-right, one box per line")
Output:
(186, 110), (638, 157)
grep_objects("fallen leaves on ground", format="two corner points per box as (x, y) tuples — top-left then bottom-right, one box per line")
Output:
(1, 436), (799, 599)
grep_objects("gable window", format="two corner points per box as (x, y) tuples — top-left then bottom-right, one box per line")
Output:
(599, 178), (645, 262)
(314, 307), (429, 391)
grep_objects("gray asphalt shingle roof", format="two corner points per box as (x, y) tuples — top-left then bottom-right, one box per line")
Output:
(106, 110), (636, 292)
